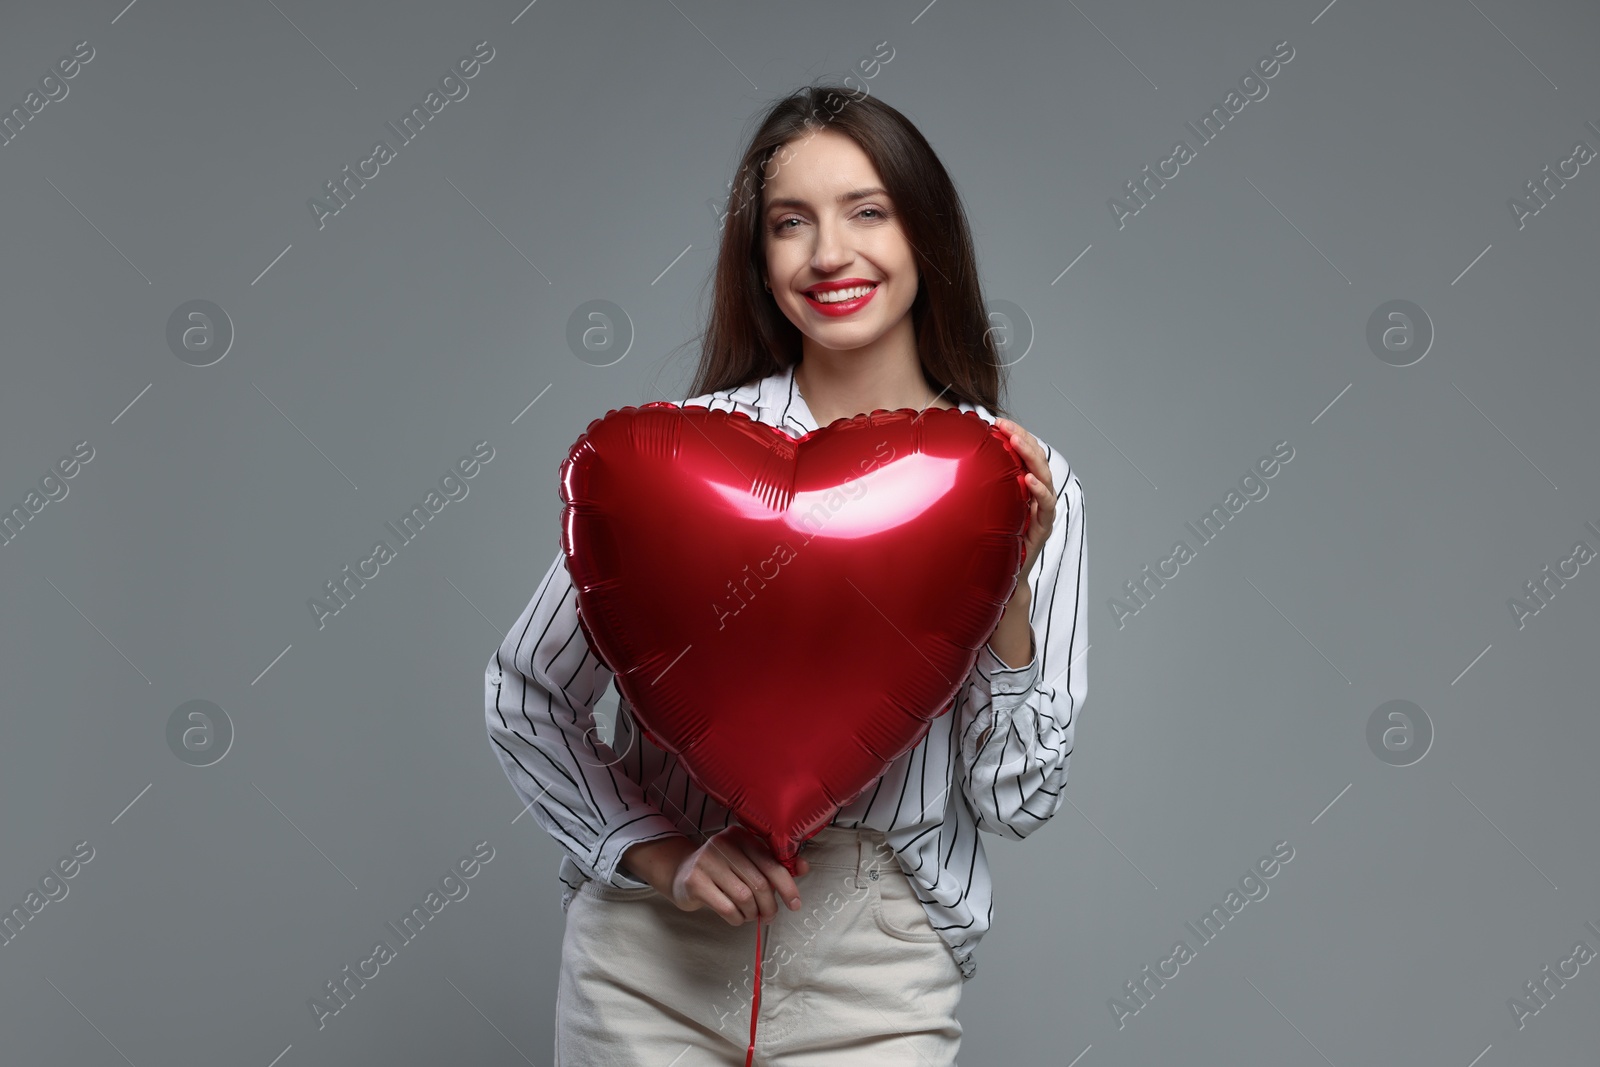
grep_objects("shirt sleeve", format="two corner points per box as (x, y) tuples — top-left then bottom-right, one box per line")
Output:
(484, 547), (686, 888)
(957, 449), (1085, 840)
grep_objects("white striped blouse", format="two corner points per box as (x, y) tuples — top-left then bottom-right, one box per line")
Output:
(484, 358), (1086, 981)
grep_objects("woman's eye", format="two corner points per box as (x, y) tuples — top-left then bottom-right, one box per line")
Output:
(770, 209), (886, 234)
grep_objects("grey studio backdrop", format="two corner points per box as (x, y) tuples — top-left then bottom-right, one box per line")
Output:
(2, 0), (1597, 1064)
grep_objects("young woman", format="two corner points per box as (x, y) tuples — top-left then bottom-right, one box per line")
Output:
(486, 84), (1086, 1066)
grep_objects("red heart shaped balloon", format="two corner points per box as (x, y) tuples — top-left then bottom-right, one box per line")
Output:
(559, 402), (1031, 870)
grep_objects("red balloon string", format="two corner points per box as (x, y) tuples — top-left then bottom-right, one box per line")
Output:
(744, 917), (767, 1067)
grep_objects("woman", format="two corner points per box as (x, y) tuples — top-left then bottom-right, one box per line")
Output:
(485, 84), (1086, 1065)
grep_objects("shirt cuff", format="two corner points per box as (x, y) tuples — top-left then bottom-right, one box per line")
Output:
(974, 629), (1041, 701)
(592, 811), (686, 889)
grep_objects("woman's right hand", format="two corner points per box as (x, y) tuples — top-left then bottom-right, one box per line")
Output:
(622, 827), (811, 925)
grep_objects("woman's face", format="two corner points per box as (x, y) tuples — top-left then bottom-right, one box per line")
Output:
(760, 128), (918, 355)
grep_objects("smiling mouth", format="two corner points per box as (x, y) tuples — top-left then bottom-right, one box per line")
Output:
(804, 282), (880, 305)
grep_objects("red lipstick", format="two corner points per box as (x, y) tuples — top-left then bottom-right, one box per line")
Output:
(802, 278), (881, 318)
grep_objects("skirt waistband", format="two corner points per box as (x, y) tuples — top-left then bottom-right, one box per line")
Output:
(795, 824), (896, 875)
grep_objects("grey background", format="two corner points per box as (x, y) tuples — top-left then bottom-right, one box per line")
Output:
(2, 0), (1597, 1064)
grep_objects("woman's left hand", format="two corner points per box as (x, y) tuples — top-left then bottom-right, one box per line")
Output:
(993, 417), (1056, 601)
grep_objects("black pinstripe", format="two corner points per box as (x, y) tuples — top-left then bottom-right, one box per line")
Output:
(483, 360), (1086, 982)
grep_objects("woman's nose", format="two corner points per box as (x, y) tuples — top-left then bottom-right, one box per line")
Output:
(811, 222), (851, 271)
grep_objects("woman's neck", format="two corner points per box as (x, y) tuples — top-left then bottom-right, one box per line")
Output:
(793, 347), (953, 426)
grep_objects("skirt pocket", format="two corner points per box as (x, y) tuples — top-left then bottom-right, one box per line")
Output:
(870, 865), (945, 943)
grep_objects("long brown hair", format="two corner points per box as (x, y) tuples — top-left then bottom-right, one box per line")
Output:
(683, 84), (1012, 418)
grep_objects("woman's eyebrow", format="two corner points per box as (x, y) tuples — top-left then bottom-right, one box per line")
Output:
(764, 186), (889, 213)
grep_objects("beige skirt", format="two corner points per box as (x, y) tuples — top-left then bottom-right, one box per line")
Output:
(554, 824), (964, 1065)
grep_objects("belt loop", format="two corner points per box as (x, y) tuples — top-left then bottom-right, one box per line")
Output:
(857, 827), (884, 882)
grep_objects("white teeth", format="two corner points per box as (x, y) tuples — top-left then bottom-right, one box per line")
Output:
(810, 284), (876, 303)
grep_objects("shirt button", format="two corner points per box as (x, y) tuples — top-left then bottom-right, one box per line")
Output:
(868, 870), (879, 881)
